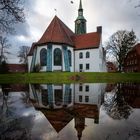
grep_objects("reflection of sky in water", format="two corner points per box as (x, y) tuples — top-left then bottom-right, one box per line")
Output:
(31, 112), (58, 140)
(0, 83), (140, 140)
(81, 107), (140, 140)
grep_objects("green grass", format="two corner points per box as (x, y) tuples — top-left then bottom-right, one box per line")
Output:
(0, 72), (140, 84)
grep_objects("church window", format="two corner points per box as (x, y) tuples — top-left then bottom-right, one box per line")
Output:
(79, 95), (82, 102)
(54, 89), (63, 106)
(40, 48), (47, 66)
(85, 85), (89, 92)
(86, 64), (90, 70)
(54, 48), (62, 66)
(79, 64), (83, 72)
(41, 89), (48, 106)
(68, 50), (72, 66)
(79, 52), (83, 59)
(67, 89), (72, 104)
(86, 51), (90, 58)
(85, 96), (89, 102)
(79, 84), (83, 91)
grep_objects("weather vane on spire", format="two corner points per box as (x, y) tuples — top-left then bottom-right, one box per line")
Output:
(54, 8), (57, 15)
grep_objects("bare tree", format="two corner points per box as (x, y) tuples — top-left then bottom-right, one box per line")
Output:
(18, 45), (30, 64)
(106, 30), (137, 72)
(103, 83), (133, 120)
(0, 0), (25, 34)
(0, 36), (11, 64)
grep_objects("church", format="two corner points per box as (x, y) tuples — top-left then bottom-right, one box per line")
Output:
(27, 0), (106, 72)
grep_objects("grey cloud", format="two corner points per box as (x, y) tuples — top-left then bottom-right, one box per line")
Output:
(14, 22), (30, 37)
(6, 0), (140, 63)
(86, 0), (140, 42)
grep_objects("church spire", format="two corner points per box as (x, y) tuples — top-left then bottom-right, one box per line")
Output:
(79, 0), (83, 10)
(75, 0), (87, 34)
(78, 0), (83, 16)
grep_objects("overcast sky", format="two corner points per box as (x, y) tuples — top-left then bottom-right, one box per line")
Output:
(7, 0), (140, 63)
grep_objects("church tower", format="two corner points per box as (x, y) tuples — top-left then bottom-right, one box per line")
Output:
(75, 0), (87, 34)
(75, 117), (85, 140)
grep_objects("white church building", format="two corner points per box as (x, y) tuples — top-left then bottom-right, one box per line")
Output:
(29, 83), (106, 110)
(27, 0), (106, 72)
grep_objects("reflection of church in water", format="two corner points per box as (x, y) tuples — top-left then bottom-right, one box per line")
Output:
(29, 83), (106, 140)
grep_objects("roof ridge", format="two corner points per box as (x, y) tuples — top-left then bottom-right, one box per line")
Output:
(74, 32), (99, 37)
(59, 19), (74, 45)
(49, 17), (57, 42)
(56, 16), (74, 34)
(55, 16), (74, 45)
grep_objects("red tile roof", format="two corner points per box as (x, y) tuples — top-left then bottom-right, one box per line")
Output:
(37, 16), (74, 46)
(74, 103), (99, 118)
(73, 32), (101, 50)
(38, 109), (73, 133)
(28, 16), (101, 56)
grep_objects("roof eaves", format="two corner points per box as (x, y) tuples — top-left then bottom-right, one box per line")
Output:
(74, 46), (99, 50)
(60, 23), (74, 46)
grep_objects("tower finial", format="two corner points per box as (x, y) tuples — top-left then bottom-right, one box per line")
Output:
(54, 9), (57, 15)
(75, 0), (87, 34)
(79, 0), (83, 10)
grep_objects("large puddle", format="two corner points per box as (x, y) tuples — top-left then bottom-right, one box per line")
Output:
(0, 83), (140, 140)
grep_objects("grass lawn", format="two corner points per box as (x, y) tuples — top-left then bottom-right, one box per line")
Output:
(0, 72), (140, 84)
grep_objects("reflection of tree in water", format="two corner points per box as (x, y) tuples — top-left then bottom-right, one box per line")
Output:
(0, 84), (11, 117)
(0, 84), (30, 116)
(103, 83), (133, 120)
(20, 84), (30, 105)
(0, 116), (32, 140)
(0, 85), (33, 140)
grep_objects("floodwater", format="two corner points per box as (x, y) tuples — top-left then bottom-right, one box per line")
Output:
(0, 83), (140, 140)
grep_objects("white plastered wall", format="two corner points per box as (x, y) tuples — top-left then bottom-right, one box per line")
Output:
(74, 48), (102, 72)
(34, 44), (74, 72)
(74, 83), (106, 107)
(27, 56), (32, 72)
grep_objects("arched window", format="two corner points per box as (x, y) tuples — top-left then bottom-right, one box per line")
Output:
(67, 89), (72, 104)
(42, 89), (48, 106)
(55, 89), (63, 106)
(86, 51), (90, 58)
(68, 50), (72, 66)
(40, 48), (47, 66)
(79, 52), (83, 59)
(54, 48), (62, 66)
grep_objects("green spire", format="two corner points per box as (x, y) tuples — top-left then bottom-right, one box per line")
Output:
(78, 0), (83, 17)
(75, 0), (87, 34)
(79, 0), (83, 10)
